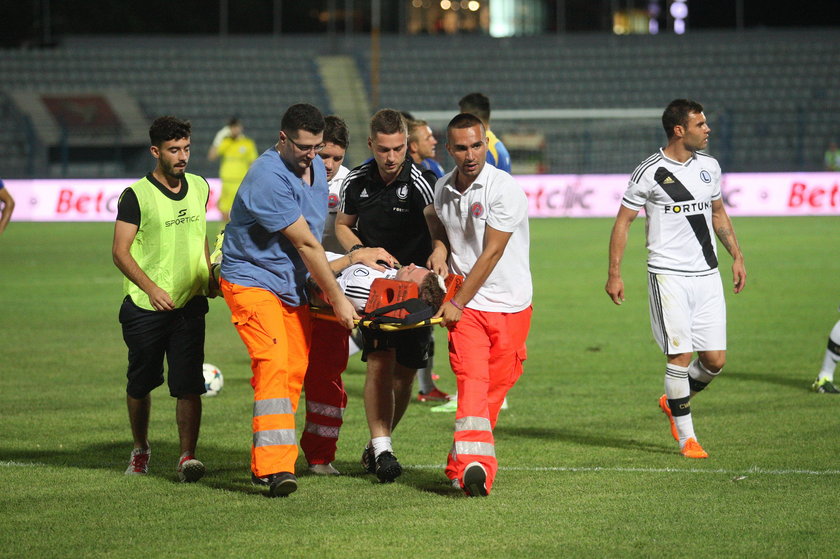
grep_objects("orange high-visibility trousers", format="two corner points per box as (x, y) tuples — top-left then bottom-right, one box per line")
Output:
(445, 306), (532, 494)
(221, 278), (312, 478)
(300, 318), (350, 465)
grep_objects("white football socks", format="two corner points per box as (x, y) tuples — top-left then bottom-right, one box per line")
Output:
(371, 436), (392, 459)
(665, 363), (695, 446)
(818, 320), (840, 381)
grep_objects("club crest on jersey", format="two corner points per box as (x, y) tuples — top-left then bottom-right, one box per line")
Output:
(700, 170), (712, 183)
(328, 194), (339, 209)
(470, 202), (484, 218)
(396, 185), (409, 200)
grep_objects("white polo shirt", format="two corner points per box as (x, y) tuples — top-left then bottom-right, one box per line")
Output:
(434, 163), (532, 313)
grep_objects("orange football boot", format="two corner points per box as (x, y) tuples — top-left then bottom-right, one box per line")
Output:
(658, 394), (679, 441)
(680, 437), (709, 459)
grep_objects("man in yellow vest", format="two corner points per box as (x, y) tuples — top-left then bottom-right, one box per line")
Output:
(113, 116), (215, 483)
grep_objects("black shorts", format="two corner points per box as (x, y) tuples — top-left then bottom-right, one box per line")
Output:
(359, 325), (432, 370)
(119, 295), (208, 398)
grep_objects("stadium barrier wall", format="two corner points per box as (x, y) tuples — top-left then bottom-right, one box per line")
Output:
(6, 173), (840, 222)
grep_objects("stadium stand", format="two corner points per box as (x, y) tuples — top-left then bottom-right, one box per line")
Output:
(0, 29), (837, 177)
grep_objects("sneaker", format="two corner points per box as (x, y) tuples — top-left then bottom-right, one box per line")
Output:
(125, 447), (150, 475)
(812, 377), (840, 394)
(375, 451), (402, 483)
(680, 437), (709, 459)
(177, 455), (205, 483)
(268, 472), (298, 497)
(361, 445), (376, 474)
(417, 388), (451, 402)
(463, 462), (488, 497)
(308, 462), (341, 476)
(251, 472), (270, 486)
(430, 398), (458, 413)
(658, 394), (679, 441)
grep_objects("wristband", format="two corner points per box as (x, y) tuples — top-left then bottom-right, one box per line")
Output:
(449, 299), (464, 311)
(349, 244), (365, 252)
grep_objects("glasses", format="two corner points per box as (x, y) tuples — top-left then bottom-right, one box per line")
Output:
(287, 136), (325, 154)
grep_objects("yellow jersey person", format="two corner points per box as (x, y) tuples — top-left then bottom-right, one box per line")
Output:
(208, 117), (258, 221)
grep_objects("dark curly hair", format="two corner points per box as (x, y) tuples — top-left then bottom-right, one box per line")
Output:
(149, 116), (191, 147)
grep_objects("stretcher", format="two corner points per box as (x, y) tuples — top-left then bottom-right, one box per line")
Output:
(312, 274), (463, 331)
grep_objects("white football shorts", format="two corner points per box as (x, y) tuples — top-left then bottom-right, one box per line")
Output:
(647, 271), (726, 355)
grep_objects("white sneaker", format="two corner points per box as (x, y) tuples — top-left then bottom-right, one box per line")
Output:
(125, 447), (150, 475)
(176, 455), (206, 483)
(308, 463), (341, 476)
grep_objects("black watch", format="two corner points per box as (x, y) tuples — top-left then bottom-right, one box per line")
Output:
(349, 244), (365, 252)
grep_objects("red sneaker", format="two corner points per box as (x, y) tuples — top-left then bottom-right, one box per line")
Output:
(417, 388), (451, 402)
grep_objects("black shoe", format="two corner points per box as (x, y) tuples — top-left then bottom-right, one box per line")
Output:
(251, 472), (270, 486)
(463, 462), (488, 497)
(361, 445), (376, 474)
(267, 472), (298, 497)
(375, 451), (402, 483)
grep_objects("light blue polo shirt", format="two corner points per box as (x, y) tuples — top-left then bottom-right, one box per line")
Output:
(221, 147), (328, 306)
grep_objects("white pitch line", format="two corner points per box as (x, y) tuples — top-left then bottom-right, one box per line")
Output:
(3, 461), (839, 477)
(407, 464), (840, 476)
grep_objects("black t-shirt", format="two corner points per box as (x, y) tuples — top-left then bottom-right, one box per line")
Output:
(116, 173), (207, 225)
(340, 159), (434, 266)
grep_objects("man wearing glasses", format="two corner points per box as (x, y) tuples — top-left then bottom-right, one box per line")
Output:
(219, 103), (358, 498)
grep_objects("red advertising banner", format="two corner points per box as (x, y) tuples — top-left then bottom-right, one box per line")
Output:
(4, 173), (840, 221)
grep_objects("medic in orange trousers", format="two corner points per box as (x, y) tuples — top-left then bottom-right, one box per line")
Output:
(425, 113), (533, 497)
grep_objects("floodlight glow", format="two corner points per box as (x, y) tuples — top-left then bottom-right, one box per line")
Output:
(468, 0), (480, 11)
(669, 1), (688, 20)
(440, 0), (451, 9)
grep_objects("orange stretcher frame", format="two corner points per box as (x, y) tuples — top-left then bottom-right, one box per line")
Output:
(312, 274), (463, 331)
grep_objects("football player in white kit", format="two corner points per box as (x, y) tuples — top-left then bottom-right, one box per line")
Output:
(811, 317), (840, 393)
(606, 99), (746, 459)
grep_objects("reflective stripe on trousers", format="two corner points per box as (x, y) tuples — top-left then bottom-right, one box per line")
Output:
(221, 278), (312, 478)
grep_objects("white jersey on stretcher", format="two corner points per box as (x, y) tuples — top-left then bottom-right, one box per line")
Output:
(621, 148), (722, 276)
(324, 252), (397, 312)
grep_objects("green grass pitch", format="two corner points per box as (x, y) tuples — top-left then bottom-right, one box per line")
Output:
(1, 217), (838, 558)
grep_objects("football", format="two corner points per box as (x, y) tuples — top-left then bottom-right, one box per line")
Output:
(202, 363), (223, 397)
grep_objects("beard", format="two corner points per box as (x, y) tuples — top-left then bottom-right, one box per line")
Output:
(163, 161), (187, 179)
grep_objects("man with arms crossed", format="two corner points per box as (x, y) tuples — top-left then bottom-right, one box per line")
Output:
(113, 116), (212, 483)
(425, 113), (532, 497)
(605, 99), (746, 459)
(220, 103), (357, 497)
(336, 109), (434, 482)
